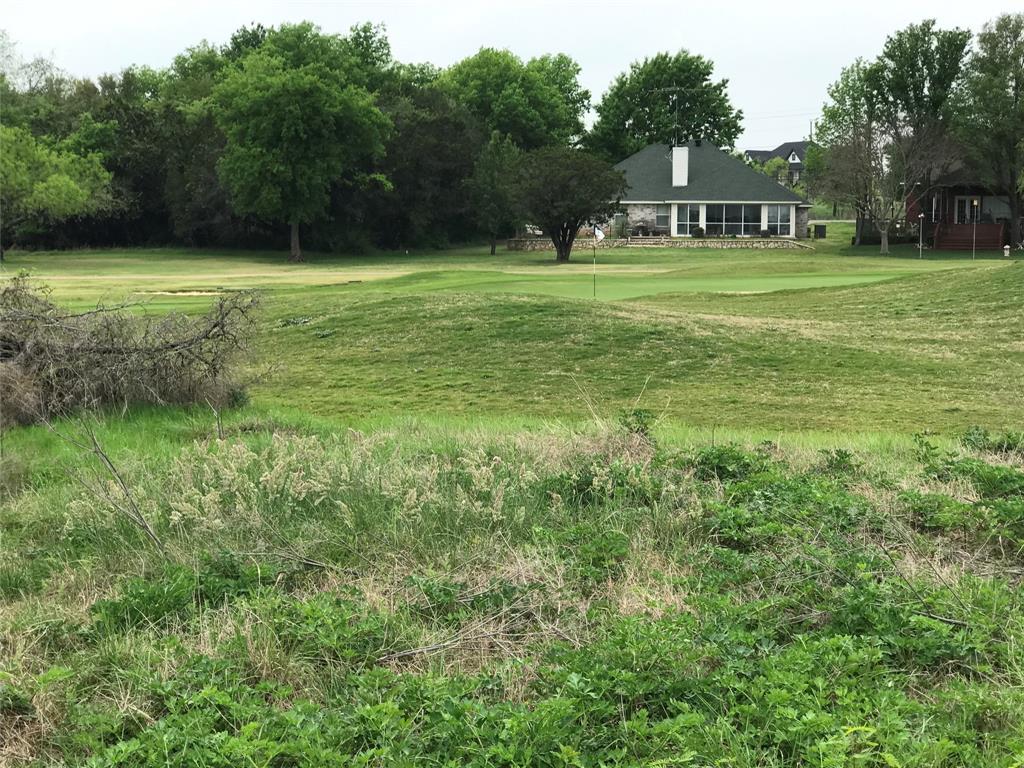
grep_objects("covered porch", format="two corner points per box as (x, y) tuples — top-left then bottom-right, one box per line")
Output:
(909, 185), (1012, 250)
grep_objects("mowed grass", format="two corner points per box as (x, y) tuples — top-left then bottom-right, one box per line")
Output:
(4, 223), (1021, 432)
(5, 227), (1024, 765)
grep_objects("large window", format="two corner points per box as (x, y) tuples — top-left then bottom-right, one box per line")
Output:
(655, 204), (671, 232)
(705, 204), (724, 235)
(767, 205), (791, 236)
(676, 204), (700, 235)
(707, 204), (761, 235)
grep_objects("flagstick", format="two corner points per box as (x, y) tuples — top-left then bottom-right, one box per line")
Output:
(592, 240), (597, 298)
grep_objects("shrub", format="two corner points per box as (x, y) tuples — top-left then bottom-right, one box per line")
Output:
(817, 448), (862, 477)
(618, 407), (655, 441)
(759, 228), (772, 238)
(961, 426), (1024, 456)
(690, 226), (705, 238)
(689, 444), (767, 482)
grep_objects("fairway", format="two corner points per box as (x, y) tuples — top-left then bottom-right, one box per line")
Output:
(4, 224), (1021, 433)
(5, 223), (995, 308)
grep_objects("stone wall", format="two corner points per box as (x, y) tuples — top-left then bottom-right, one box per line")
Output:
(622, 203), (660, 233)
(507, 236), (815, 251)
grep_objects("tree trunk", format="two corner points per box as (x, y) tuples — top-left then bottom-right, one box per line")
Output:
(289, 220), (303, 263)
(854, 214), (863, 246)
(489, 236), (496, 256)
(879, 225), (890, 255)
(552, 223), (577, 262)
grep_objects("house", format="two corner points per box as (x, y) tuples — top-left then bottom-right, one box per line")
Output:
(907, 162), (1018, 249)
(743, 141), (812, 185)
(612, 142), (811, 239)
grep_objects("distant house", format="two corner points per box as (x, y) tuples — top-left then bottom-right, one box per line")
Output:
(744, 141), (812, 185)
(907, 161), (1019, 249)
(612, 141), (811, 238)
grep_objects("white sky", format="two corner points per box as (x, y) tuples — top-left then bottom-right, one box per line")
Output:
(3, 0), (1016, 149)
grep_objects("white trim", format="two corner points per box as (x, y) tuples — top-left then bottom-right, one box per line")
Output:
(622, 200), (803, 205)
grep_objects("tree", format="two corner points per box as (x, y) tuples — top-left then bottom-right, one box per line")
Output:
(587, 51), (742, 162)
(212, 25), (389, 261)
(865, 20), (971, 225)
(358, 79), (482, 249)
(757, 156), (790, 183)
(468, 132), (521, 254)
(442, 48), (589, 149)
(0, 125), (112, 258)
(815, 20), (969, 254)
(516, 147), (625, 262)
(812, 62), (876, 245)
(958, 13), (1024, 245)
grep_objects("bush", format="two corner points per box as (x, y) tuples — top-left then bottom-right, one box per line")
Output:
(0, 277), (258, 426)
(759, 228), (772, 238)
(961, 426), (1024, 456)
(690, 226), (705, 238)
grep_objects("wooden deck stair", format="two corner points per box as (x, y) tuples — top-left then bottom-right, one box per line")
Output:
(934, 222), (1005, 250)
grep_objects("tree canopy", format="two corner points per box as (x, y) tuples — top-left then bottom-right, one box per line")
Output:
(516, 147), (625, 262)
(442, 48), (589, 149)
(587, 52), (742, 162)
(212, 24), (390, 261)
(812, 19), (973, 252)
(0, 125), (112, 256)
(957, 13), (1024, 245)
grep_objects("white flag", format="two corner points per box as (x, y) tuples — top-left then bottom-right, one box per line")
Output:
(594, 226), (605, 242)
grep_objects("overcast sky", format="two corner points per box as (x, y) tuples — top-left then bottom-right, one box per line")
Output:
(4, 0), (1018, 149)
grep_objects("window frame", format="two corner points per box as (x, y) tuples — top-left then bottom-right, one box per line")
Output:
(766, 204), (792, 236)
(655, 204), (671, 232)
(675, 203), (700, 236)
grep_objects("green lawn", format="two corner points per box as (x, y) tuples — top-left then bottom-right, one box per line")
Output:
(5, 226), (1024, 766)
(4, 223), (1021, 433)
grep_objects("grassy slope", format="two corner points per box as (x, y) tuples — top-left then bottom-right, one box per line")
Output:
(256, 262), (1022, 432)
(5, 224), (1020, 433)
(4, 229), (1024, 765)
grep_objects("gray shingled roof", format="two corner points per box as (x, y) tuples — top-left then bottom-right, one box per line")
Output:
(616, 142), (806, 204)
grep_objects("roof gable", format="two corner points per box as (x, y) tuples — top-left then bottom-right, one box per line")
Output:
(615, 142), (805, 203)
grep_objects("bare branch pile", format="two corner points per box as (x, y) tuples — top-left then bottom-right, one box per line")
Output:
(0, 277), (258, 426)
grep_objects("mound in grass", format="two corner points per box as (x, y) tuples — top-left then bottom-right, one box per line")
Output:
(256, 267), (1022, 431)
(3, 418), (1023, 765)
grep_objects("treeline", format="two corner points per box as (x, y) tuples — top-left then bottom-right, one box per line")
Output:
(808, 14), (1024, 251)
(0, 23), (741, 258)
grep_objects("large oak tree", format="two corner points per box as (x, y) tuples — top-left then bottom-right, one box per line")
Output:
(213, 24), (390, 261)
(587, 51), (742, 162)
(442, 48), (589, 149)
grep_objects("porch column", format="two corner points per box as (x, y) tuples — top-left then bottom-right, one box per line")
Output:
(760, 205), (768, 232)
(699, 204), (707, 231)
(671, 203), (678, 237)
